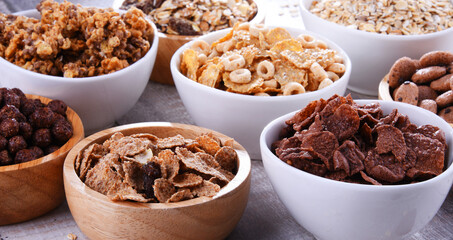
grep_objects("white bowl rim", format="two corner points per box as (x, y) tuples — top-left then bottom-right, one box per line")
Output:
(260, 99), (453, 191)
(65, 121), (252, 209)
(170, 26), (352, 103)
(1, 9), (159, 83)
(299, 0), (453, 41)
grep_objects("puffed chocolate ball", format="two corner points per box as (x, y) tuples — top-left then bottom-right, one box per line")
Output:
(0, 135), (7, 150)
(51, 119), (73, 143)
(0, 118), (19, 138)
(48, 99), (67, 116)
(8, 135), (27, 155)
(29, 107), (55, 128)
(0, 149), (12, 165)
(3, 91), (21, 109)
(0, 105), (26, 122)
(14, 149), (36, 164)
(32, 128), (52, 148)
(19, 122), (33, 140)
(29, 146), (44, 159)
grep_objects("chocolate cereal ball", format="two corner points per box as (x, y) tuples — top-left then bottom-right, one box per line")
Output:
(10, 88), (27, 105)
(33, 128), (53, 148)
(19, 121), (33, 140)
(47, 99), (67, 116)
(14, 149), (36, 164)
(21, 98), (41, 117)
(8, 135), (27, 155)
(0, 135), (7, 150)
(29, 107), (55, 128)
(3, 91), (21, 109)
(29, 146), (44, 159)
(0, 118), (19, 138)
(52, 119), (73, 143)
(0, 105), (26, 122)
(0, 149), (12, 165)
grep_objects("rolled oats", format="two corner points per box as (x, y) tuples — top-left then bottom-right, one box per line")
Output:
(310, 0), (453, 35)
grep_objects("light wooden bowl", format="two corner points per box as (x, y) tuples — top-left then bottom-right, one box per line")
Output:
(378, 75), (453, 128)
(149, 0), (265, 85)
(0, 94), (84, 225)
(150, 34), (195, 85)
(63, 122), (251, 240)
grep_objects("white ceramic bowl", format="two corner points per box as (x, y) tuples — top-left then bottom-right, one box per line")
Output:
(260, 100), (453, 240)
(171, 27), (351, 159)
(0, 10), (159, 134)
(299, 0), (453, 96)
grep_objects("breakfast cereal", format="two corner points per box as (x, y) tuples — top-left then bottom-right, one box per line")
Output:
(76, 132), (238, 203)
(121, 0), (257, 35)
(180, 24), (346, 96)
(272, 95), (446, 185)
(310, 0), (453, 35)
(387, 51), (453, 123)
(0, 88), (73, 166)
(0, 0), (154, 77)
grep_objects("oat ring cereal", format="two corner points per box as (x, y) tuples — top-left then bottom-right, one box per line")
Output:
(326, 63), (346, 74)
(282, 82), (306, 95)
(191, 40), (211, 55)
(222, 53), (246, 71)
(180, 24), (346, 96)
(256, 60), (275, 80)
(230, 69), (252, 84)
(318, 78), (334, 89)
(310, 62), (329, 82)
(249, 23), (268, 37)
(297, 34), (317, 48)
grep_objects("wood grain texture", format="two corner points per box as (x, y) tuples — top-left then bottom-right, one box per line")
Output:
(0, 94), (84, 225)
(150, 33), (194, 85)
(63, 122), (251, 240)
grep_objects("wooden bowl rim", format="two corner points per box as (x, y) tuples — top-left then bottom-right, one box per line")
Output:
(378, 76), (453, 128)
(0, 94), (84, 172)
(64, 122), (252, 209)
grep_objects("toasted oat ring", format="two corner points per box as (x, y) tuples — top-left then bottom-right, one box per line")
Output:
(318, 78), (333, 90)
(230, 69), (252, 84)
(249, 23), (268, 37)
(190, 40), (210, 55)
(297, 34), (316, 48)
(222, 53), (245, 71)
(257, 60), (275, 80)
(282, 82), (306, 95)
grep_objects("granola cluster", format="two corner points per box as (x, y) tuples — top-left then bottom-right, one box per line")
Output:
(310, 0), (453, 35)
(0, 0), (154, 78)
(121, 0), (257, 35)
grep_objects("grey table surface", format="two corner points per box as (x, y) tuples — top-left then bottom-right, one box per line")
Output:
(0, 1), (452, 239)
